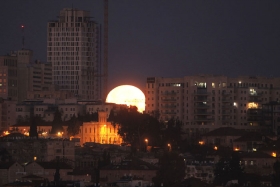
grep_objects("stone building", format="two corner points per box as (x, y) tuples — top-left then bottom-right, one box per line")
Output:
(79, 111), (122, 145)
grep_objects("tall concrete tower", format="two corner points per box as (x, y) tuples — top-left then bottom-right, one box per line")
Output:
(47, 8), (101, 100)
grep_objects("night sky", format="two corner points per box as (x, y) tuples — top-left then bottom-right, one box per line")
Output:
(0, 1), (280, 92)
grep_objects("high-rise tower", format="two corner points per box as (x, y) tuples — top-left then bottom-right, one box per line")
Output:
(47, 8), (101, 100)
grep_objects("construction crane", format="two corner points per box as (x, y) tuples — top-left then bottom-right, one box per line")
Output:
(103, 0), (108, 102)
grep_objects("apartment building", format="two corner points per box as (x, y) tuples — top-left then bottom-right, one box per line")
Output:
(27, 60), (52, 92)
(145, 75), (280, 137)
(0, 54), (17, 101)
(47, 8), (101, 100)
(0, 99), (17, 130)
(16, 49), (33, 102)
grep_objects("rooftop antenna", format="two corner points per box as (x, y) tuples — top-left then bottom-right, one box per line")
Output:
(21, 25), (25, 49)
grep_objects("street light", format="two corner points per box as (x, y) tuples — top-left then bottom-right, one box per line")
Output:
(167, 143), (171, 151)
(145, 139), (148, 152)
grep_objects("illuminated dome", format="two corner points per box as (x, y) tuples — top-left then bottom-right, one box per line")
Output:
(106, 85), (145, 113)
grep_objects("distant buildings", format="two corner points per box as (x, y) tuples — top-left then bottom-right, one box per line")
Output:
(145, 75), (280, 137)
(47, 8), (101, 100)
(0, 53), (18, 101)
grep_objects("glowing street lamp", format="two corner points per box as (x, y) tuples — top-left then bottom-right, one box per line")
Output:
(214, 146), (218, 150)
(167, 143), (171, 151)
(145, 139), (148, 152)
(57, 132), (63, 138)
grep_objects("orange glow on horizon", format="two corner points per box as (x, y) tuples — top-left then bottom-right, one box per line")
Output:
(106, 85), (145, 112)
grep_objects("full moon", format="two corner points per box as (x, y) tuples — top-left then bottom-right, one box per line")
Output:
(106, 85), (145, 113)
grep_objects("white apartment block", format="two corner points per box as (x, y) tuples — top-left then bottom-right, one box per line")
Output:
(47, 8), (101, 100)
(145, 75), (280, 137)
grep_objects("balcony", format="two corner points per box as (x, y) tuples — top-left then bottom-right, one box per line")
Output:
(161, 99), (176, 102)
(194, 111), (212, 115)
(161, 105), (176, 109)
(222, 111), (231, 115)
(161, 92), (177, 96)
(222, 98), (233, 103)
(194, 117), (214, 122)
(194, 104), (210, 108)
(193, 90), (210, 96)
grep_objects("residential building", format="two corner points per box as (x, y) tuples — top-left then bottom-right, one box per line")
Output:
(16, 49), (33, 102)
(27, 90), (74, 100)
(0, 162), (24, 186)
(0, 135), (75, 164)
(239, 152), (276, 175)
(185, 165), (214, 183)
(99, 157), (158, 186)
(27, 60), (52, 92)
(145, 75), (280, 137)
(0, 54), (18, 101)
(47, 8), (101, 100)
(201, 127), (246, 148)
(232, 131), (273, 152)
(0, 99), (17, 130)
(24, 161), (73, 182)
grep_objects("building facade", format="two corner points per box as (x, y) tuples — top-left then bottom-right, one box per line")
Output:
(27, 60), (52, 92)
(16, 49), (33, 102)
(145, 75), (280, 137)
(0, 99), (17, 130)
(47, 8), (101, 100)
(0, 54), (18, 101)
(80, 111), (122, 145)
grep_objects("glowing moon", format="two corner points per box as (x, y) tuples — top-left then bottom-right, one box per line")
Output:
(106, 85), (145, 113)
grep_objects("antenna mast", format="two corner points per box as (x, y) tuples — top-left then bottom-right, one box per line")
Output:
(103, 0), (108, 102)
(21, 25), (25, 49)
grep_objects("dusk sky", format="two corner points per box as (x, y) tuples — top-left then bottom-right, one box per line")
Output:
(0, 1), (280, 92)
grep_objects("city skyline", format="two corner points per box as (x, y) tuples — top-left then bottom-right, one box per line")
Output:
(0, 1), (280, 92)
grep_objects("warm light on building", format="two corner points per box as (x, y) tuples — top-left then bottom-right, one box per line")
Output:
(24, 131), (29, 136)
(34, 156), (37, 161)
(214, 146), (218, 150)
(272, 152), (277, 157)
(234, 148), (239, 151)
(248, 102), (258, 109)
(198, 141), (204, 145)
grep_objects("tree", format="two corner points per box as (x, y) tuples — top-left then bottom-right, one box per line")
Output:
(108, 106), (163, 153)
(153, 151), (185, 186)
(162, 117), (183, 150)
(272, 160), (280, 187)
(29, 115), (42, 138)
(213, 153), (244, 186)
(67, 115), (82, 137)
(51, 109), (64, 134)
